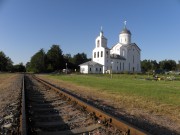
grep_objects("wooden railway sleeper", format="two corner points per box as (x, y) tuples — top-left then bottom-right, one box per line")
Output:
(69, 100), (77, 106)
(101, 117), (112, 126)
(89, 112), (98, 122)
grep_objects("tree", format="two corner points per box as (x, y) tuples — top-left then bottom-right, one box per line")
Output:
(64, 54), (73, 63)
(63, 54), (76, 70)
(151, 60), (159, 70)
(141, 60), (152, 72)
(178, 60), (180, 71)
(72, 53), (89, 66)
(0, 51), (7, 71)
(46, 45), (64, 72)
(159, 60), (176, 71)
(69, 53), (89, 70)
(62, 53), (90, 71)
(13, 63), (26, 72)
(26, 62), (31, 72)
(30, 49), (46, 73)
(0, 51), (13, 71)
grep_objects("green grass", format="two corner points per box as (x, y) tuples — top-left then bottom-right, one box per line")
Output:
(45, 74), (180, 106)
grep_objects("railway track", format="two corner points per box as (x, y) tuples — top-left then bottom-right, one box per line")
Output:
(20, 74), (150, 135)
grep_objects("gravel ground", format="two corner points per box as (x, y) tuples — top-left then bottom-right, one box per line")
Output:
(0, 73), (23, 134)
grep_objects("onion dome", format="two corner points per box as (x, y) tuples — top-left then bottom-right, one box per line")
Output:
(121, 27), (131, 35)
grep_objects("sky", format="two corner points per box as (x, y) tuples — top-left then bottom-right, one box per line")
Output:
(0, 0), (180, 65)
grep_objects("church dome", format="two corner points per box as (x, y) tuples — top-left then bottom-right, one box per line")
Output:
(121, 28), (131, 35)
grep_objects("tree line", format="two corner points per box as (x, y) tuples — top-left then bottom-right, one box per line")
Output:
(26, 45), (90, 73)
(141, 59), (180, 73)
(1, 45), (180, 73)
(0, 51), (26, 72)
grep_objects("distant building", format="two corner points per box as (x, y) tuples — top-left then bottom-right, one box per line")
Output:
(79, 22), (141, 74)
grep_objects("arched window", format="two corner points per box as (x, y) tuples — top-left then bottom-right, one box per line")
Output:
(97, 40), (100, 47)
(97, 52), (99, 58)
(94, 52), (96, 58)
(106, 51), (108, 58)
(101, 51), (103, 57)
(133, 55), (134, 63)
(123, 50), (125, 56)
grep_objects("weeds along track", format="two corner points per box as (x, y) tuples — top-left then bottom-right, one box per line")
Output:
(22, 74), (150, 135)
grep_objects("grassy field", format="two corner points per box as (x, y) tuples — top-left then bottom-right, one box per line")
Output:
(38, 73), (180, 131)
(45, 74), (180, 106)
(0, 73), (13, 78)
(0, 73), (15, 84)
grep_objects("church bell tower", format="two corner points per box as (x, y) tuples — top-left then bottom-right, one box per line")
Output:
(95, 27), (107, 48)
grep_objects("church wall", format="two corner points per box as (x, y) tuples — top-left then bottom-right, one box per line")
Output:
(101, 38), (107, 48)
(120, 46), (127, 59)
(111, 59), (126, 73)
(134, 47), (141, 72)
(92, 47), (106, 66)
(80, 65), (103, 74)
(126, 48), (133, 72)
(125, 46), (141, 72)
(110, 44), (121, 56)
(104, 49), (111, 72)
(93, 65), (103, 74)
(80, 65), (89, 74)
(134, 51), (141, 72)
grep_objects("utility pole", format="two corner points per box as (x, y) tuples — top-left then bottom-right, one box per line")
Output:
(66, 63), (67, 74)
(111, 61), (113, 79)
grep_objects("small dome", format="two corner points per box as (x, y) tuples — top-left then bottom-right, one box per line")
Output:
(121, 28), (131, 35)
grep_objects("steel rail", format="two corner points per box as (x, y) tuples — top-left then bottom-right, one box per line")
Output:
(33, 75), (151, 135)
(21, 74), (27, 135)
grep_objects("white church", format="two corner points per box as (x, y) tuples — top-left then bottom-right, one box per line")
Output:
(79, 22), (141, 74)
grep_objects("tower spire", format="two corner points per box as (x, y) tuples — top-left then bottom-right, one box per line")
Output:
(100, 26), (103, 36)
(101, 26), (103, 32)
(124, 21), (127, 28)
